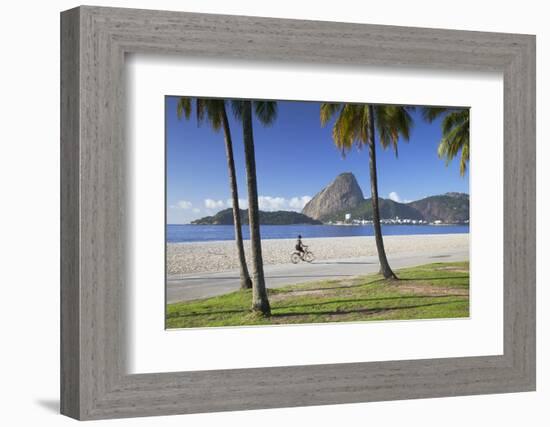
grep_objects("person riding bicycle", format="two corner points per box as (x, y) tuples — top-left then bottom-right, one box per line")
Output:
(295, 235), (307, 260)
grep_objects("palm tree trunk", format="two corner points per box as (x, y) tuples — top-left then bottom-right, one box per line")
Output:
(241, 101), (271, 314)
(367, 105), (398, 280)
(220, 106), (252, 290)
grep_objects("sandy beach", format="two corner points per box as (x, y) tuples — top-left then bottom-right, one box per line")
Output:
(167, 233), (469, 275)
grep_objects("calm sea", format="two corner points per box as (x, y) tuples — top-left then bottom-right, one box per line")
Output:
(167, 224), (469, 243)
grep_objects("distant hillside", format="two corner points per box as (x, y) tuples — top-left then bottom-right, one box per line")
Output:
(191, 208), (322, 225)
(408, 192), (469, 223)
(324, 193), (469, 224)
(301, 172), (469, 224)
(322, 198), (424, 223)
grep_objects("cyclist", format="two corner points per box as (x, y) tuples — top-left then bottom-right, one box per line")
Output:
(295, 235), (307, 260)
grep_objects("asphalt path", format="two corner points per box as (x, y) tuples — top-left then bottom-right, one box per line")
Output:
(167, 249), (469, 303)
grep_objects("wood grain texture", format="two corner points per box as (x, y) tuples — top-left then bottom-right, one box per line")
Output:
(60, 7), (80, 419)
(60, 5), (536, 420)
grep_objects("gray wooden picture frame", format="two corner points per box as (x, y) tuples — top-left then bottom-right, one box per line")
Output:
(60, 5), (536, 420)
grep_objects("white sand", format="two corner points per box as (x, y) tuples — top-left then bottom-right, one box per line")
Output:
(167, 233), (469, 275)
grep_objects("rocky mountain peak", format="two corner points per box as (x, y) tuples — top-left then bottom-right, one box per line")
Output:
(301, 172), (364, 221)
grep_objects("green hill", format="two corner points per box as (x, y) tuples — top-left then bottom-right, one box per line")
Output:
(322, 198), (423, 222)
(408, 192), (469, 223)
(191, 208), (322, 225)
(323, 193), (469, 224)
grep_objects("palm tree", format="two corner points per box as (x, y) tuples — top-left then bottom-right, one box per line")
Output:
(422, 107), (469, 176)
(321, 103), (413, 279)
(231, 100), (278, 315)
(177, 97), (252, 290)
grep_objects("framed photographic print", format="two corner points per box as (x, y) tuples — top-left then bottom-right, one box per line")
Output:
(61, 5), (536, 420)
(164, 96), (471, 330)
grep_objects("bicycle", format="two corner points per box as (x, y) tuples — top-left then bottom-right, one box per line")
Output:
(290, 245), (315, 264)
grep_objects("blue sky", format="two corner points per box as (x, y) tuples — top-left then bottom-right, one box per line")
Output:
(166, 97), (469, 224)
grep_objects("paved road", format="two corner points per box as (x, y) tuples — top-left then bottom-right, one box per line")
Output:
(167, 249), (469, 303)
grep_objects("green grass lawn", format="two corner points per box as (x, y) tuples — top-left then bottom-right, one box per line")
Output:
(166, 261), (469, 329)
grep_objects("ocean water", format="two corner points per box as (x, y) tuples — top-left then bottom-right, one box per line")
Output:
(167, 224), (469, 243)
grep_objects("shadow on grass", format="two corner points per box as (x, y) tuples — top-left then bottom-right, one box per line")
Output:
(168, 293), (467, 319)
(276, 282), (367, 293)
(277, 294), (467, 310)
(271, 299), (465, 319)
(399, 275), (469, 281)
(367, 275), (469, 285)
(166, 308), (247, 319)
(267, 274), (356, 279)
(275, 275), (467, 293)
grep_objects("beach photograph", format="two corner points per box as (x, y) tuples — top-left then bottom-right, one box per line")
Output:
(165, 97), (470, 328)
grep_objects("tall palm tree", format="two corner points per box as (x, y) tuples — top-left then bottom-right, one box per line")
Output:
(321, 103), (413, 279)
(231, 100), (278, 315)
(422, 107), (470, 176)
(177, 97), (252, 290)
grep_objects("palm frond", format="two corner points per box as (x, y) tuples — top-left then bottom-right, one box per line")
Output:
(441, 109), (468, 135)
(253, 101), (278, 126)
(421, 106), (450, 123)
(176, 97), (192, 120)
(204, 99), (224, 131)
(325, 104), (370, 157)
(196, 99), (205, 126)
(230, 100), (244, 121)
(177, 97), (229, 134)
(437, 123), (469, 174)
(424, 107), (470, 176)
(320, 103), (342, 127)
(459, 141), (469, 176)
(375, 105), (413, 158)
(436, 109), (469, 176)
(322, 102), (413, 160)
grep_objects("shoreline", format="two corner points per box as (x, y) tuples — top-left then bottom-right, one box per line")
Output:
(167, 223), (469, 244)
(167, 233), (469, 276)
